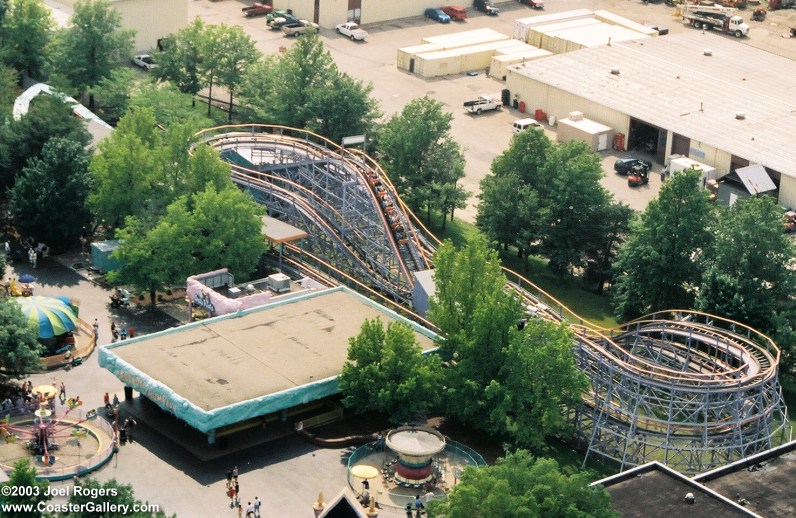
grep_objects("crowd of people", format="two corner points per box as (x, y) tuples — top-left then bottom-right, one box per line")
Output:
(225, 466), (262, 517)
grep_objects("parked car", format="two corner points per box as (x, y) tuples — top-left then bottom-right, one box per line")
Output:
(282, 20), (320, 36)
(241, 2), (273, 17)
(131, 54), (157, 71)
(441, 5), (468, 20)
(335, 22), (368, 41)
(519, 0), (545, 8)
(474, 0), (499, 15)
(425, 8), (451, 23)
(614, 157), (653, 175)
(268, 14), (300, 30)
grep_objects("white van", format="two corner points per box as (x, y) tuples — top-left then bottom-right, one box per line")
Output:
(512, 118), (543, 134)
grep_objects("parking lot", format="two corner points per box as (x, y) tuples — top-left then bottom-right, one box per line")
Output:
(183, 0), (796, 220)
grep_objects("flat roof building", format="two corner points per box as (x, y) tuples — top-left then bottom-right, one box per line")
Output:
(506, 31), (796, 207)
(100, 287), (437, 443)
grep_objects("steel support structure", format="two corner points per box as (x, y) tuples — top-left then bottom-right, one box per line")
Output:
(568, 311), (791, 475)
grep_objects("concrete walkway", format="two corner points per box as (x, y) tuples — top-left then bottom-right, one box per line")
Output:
(3, 251), (381, 517)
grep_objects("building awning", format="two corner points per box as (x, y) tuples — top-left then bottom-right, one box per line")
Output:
(735, 165), (776, 196)
(261, 215), (308, 243)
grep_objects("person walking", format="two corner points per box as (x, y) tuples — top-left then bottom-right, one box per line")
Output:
(226, 468), (233, 488)
(245, 501), (255, 517)
(59, 382), (66, 402)
(234, 481), (240, 508)
(253, 496), (261, 518)
(93, 319), (99, 338)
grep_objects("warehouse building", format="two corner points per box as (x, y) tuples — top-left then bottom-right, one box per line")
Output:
(506, 32), (796, 208)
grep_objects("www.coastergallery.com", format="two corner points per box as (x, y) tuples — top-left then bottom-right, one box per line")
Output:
(1, 502), (160, 514)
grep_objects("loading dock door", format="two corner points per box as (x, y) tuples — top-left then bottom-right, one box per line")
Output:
(672, 133), (690, 157)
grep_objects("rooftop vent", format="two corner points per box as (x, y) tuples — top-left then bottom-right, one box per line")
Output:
(703, 48), (712, 56)
(610, 67), (620, 75)
(568, 111), (584, 121)
(735, 112), (746, 120)
(684, 492), (695, 505)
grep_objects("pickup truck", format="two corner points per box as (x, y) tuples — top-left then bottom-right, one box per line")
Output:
(282, 20), (320, 36)
(268, 14), (300, 30)
(335, 22), (368, 41)
(241, 2), (273, 17)
(463, 95), (502, 115)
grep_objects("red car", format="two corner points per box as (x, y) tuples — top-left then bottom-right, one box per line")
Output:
(241, 2), (273, 17)
(441, 6), (468, 21)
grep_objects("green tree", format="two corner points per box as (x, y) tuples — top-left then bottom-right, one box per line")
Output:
(378, 97), (467, 220)
(67, 477), (175, 517)
(52, 0), (134, 110)
(0, 64), (19, 120)
(213, 24), (259, 122)
(9, 138), (92, 252)
(484, 319), (587, 450)
(0, 459), (50, 517)
(110, 184), (265, 303)
(339, 318), (442, 423)
(477, 172), (540, 264)
(0, 0), (53, 81)
(427, 239), (523, 426)
(583, 201), (634, 295)
(695, 195), (796, 331)
(0, 298), (43, 380)
(129, 81), (212, 128)
(538, 141), (611, 276)
(238, 33), (381, 143)
(307, 68), (381, 144)
(491, 127), (553, 187)
(612, 169), (714, 321)
(153, 18), (207, 106)
(88, 108), (160, 228)
(186, 184), (266, 276)
(88, 67), (136, 125)
(0, 94), (91, 192)
(429, 451), (617, 518)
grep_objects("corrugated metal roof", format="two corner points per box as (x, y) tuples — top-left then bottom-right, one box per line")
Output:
(510, 33), (796, 178)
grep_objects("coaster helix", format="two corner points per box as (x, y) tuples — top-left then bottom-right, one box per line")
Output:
(197, 124), (790, 474)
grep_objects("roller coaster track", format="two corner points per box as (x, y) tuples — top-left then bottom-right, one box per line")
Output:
(196, 125), (790, 475)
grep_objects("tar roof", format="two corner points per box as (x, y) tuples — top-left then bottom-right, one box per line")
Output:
(108, 288), (436, 412)
(596, 461), (757, 518)
(694, 441), (796, 517)
(510, 32), (796, 178)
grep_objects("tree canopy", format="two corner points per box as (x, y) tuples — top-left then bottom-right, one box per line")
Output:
(0, 0), (53, 81)
(109, 184), (266, 304)
(612, 169), (714, 321)
(153, 17), (207, 103)
(238, 33), (381, 144)
(339, 318), (442, 423)
(695, 195), (796, 331)
(377, 97), (467, 223)
(51, 0), (134, 109)
(0, 298), (43, 381)
(0, 459), (50, 518)
(477, 130), (628, 276)
(9, 138), (92, 252)
(0, 94), (91, 193)
(428, 450), (617, 518)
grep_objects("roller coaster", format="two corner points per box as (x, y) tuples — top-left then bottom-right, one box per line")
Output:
(196, 124), (790, 475)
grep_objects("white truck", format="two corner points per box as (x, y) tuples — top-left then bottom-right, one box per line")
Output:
(335, 22), (368, 41)
(463, 95), (502, 115)
(681, 3), (749, 37)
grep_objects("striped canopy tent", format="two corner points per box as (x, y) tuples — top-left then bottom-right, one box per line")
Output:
(17, 296), (78, 339)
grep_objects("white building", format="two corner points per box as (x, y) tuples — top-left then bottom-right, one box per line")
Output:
(506, 32), (796, 208)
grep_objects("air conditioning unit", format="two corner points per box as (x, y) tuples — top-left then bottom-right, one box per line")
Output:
(266, 273), (291, 293)
(568, 111), (584, 121)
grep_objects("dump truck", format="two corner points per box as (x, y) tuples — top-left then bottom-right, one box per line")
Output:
(463, 95), (502, 115)
(682, 3), (749, 37)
